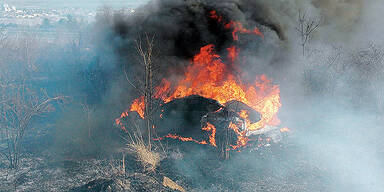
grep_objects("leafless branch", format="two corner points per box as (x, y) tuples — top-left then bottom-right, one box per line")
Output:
(121, 33), (166, 151)
(0, 77), (66, 168)
(296, 10), (322, 56)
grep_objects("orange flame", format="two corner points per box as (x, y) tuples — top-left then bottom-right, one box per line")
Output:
(209, 10), (223, 23)
(202, 122), (217, 147)
(209, 10), (264, 41)
(227, 46), (239, 63)
(115, 111), (129, 130)
(228, 122), (249, 150)
(225, 21), (264, 41)
(154, 134), (208, 145)
(130, 96), (145, 119)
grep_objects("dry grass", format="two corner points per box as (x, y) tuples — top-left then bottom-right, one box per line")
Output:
(163, 176), (186, 192)
(127, 136), (160, 172)
(123, 116), (164, 172)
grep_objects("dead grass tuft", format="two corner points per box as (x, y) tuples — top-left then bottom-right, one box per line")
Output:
(127, 139), (160, 172)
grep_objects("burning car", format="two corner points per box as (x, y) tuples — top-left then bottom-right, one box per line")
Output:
(115, 9), (288, 154)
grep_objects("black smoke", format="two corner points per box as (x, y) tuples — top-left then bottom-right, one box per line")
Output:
(108, 0), (284, 79)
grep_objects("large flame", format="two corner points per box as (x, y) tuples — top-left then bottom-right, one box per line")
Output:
(116, 10), (285, 150)
(157, 44), (281, 131)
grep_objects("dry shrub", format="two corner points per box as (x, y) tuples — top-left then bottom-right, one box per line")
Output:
(127, 135), (160, 172)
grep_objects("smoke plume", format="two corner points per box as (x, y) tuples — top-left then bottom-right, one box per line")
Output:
(95, 0), (384, 191)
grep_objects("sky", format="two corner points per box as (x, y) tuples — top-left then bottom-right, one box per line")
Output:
(1, 0), (148, 9)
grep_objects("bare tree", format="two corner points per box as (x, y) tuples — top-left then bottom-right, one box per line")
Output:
(296, 10), (321, 56)
(138, 34), (155, 147)
(0, 34), (65, 168)
(119, 34), (167, 171)
(123, 34), (162, 148)
(0, 71), (65, 168)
